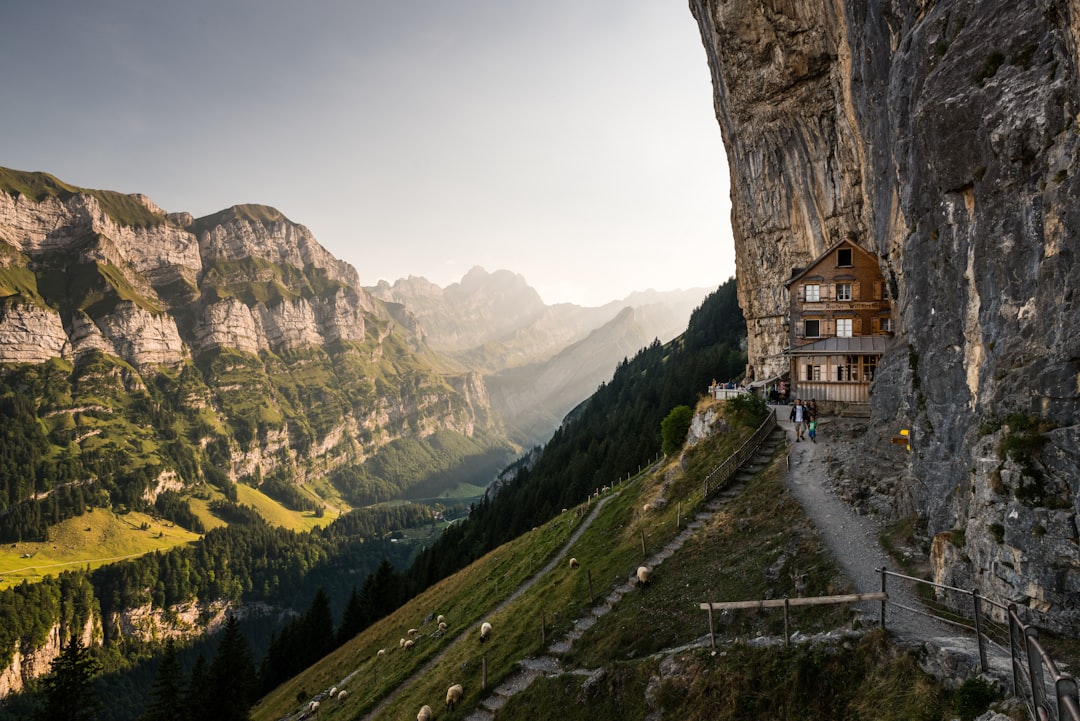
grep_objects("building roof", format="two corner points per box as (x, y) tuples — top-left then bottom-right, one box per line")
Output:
(785, 335), (892, 355)
(785, 239), (881, 288)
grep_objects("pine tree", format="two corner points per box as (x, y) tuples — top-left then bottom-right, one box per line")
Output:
(207, 615), (257, 721)
(36, 634), (103, 721)
(303, 587), (335, 660)
(140, 639), (182, 721)
(182, 654), (211, 721)
(336, 585), (369, 645)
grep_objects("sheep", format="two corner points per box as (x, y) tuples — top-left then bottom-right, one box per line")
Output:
(568, 557), (579, 569)
(329, 687), (337, 698)
(336, 690), (347, 702)
(438, 621), (447, 631)
(308, 700), (320, 714)
(643, 503), (651, 513)
(637, 565), (651, 587)
(407, 627), (419, 637)
(403, 639), (415, 650)
(437, 614), (445, 625)
(399, 638), (407, 648)
(417, 704), (433, 721)
(446, 683), (464, 711)
(377, 648), (386, 657)
(479, 621), (492, 643)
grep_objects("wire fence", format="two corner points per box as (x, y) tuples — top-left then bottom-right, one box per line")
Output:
(879, 569), (1079, 721)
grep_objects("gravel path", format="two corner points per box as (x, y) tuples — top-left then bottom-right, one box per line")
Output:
(775, 407), (1013, 681)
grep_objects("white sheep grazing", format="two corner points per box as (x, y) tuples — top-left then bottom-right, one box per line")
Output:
(399, 638), (407, 648)
(336, 690), (348, 702)
(438, 621), (447, 631)
(377, 648), (386, 657)
(329, 687), (337, 698)
(568, 557), (579, 569)
(308, 700), (320, 713)
(479, 621), (492, 643)
(403, 638), (415, 650)
(417, 704), (433, 721)
(437, 614), (445, 625)
(446, 683), (464, 711)
(643, 503), (651, 513)
(637, 565), (651, 587)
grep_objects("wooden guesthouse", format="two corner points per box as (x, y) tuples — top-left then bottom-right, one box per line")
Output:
(784, 240), (895, 404)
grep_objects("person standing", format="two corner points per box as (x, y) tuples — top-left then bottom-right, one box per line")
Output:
(790, 399), (807, 442)
(808, 412), (817, 443)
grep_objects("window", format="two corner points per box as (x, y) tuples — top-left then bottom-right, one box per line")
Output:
(836, 318), (852, 337)
(806, 364), (821, 381)
(862, 355), (877, 381)
(803, 319), (821, 338)
(880, 316), (893, 332)
(836, 283), (852, 301)
(837, 248), (852, 266)
(837, 356), (859, 381)
(804, 284), (820, 302)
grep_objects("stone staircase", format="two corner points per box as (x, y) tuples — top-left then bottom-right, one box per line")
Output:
(462, 426), (787, 720)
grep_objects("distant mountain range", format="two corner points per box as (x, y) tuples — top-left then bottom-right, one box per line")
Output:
(368, 267), (712, 444)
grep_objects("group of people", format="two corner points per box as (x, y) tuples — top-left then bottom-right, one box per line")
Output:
(789, 398), (818, 443)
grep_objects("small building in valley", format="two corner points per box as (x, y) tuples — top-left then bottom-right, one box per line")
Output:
(784, 239), (894, 404)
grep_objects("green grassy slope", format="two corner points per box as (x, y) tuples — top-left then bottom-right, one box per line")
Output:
(251, 396), (982, 721)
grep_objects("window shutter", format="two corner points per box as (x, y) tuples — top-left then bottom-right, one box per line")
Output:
(873, 280), (882, 300)
(824, 319), (833, 336)
(852, 282), (861, 300)
(795, 320), (804, 338)
(854, 317), (863, 335)
(871, 316), (880, 333)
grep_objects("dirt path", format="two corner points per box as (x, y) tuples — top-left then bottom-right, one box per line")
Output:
(357, 488), (623, 721)
(775, 407), (1012, 680)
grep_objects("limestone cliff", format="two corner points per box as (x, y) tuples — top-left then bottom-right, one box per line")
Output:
(0, 168), (506, 512)
(692, 0), (1080, 631)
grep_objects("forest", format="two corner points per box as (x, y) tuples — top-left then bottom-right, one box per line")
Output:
(0, 278), (746, 720)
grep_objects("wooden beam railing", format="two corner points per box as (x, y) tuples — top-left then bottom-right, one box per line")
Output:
(699, 592), (887, 648)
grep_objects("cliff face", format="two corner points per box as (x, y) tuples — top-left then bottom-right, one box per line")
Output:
(0, 170), (504, 506)
(692, 0), (1080, 631)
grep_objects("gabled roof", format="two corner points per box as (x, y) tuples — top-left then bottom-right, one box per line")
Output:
(785, 239), (881, 287)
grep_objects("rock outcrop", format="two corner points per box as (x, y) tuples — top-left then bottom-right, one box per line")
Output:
(692, 0), (1080, 632)
(0, 168), (504, 506)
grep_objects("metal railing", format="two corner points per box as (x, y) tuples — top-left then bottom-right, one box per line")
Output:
(879, 569), (1079, 721)
(701, 408), (777, 498)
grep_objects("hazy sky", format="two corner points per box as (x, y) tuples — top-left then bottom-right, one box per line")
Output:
(1, 1), (734, 306)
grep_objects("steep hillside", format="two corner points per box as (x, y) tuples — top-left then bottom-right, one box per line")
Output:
(0, 166), (512, 547)
(692, 0), (1080, 634)
(248, 396), (983, 721)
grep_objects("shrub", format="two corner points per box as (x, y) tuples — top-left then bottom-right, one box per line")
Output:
(952, 676), (1000, 721)
(661, 405), (693, 456)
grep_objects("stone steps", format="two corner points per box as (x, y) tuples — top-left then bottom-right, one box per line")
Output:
(457, 425), (782, 717)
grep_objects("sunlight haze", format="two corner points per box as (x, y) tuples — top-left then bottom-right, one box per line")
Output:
(1, 1), (734, 306)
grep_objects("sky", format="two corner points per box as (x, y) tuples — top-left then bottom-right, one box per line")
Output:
(1, 1), (734, 307)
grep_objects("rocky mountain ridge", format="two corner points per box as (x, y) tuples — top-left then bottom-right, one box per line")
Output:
(0, 166), (503, 521)
(692, 0), (1080, 632)
(368, 267), (711, 445)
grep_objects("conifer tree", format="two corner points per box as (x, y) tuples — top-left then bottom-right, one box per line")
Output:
(182, 653), (212, 721)
(140, 639), (182, 721)
(36, 634), (102, 721)
(303, 587), (335, 660)
(336, 585), (370, 644)
(207, 615), (257, 721)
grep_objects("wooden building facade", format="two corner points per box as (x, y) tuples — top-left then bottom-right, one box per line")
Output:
(784, 240), (894, 404)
